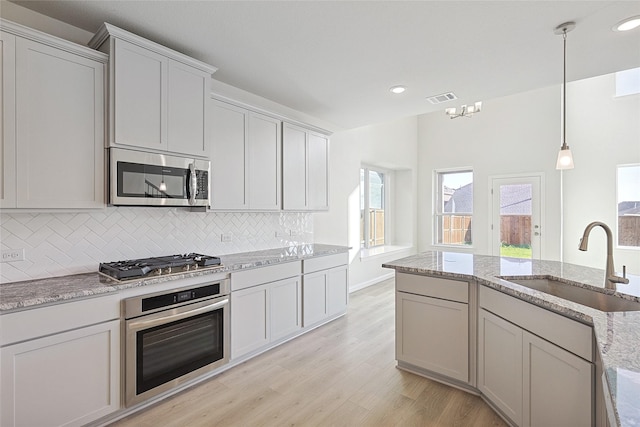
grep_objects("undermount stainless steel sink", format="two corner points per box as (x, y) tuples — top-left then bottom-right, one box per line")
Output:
(503, 278), (640, 312)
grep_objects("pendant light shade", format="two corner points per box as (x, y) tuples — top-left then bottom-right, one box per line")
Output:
(556, 146), (574, 169)
(555, 22), (576, 170)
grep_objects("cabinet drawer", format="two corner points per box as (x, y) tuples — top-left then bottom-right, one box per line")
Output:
(0, 294), (120, 346)
(302, 253), (348, 274)
(396, 272), (468, 303)
(231, 261), (301, 291)
(479, 285), (593, 362)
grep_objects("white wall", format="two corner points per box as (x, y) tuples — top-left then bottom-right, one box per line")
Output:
(417, 86), (562, 260)
(563, 72), (640, 274)
(417, 73), (640, 275)
(314, 116), (418, 290)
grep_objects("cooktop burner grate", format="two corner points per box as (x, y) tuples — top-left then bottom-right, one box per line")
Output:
(99, 253), (222, 281)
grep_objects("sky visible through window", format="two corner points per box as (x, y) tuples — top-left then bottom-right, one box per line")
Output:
(618, 165), (640, 203)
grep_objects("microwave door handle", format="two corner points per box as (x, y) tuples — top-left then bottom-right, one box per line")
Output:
(188, 163), (197, 205)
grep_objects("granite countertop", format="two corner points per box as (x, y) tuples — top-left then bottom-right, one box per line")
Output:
(0, 244), (348, 313)
(382, 251), (640, 427)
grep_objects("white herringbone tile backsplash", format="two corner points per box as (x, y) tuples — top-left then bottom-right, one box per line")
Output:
(0, 208), (313, 283)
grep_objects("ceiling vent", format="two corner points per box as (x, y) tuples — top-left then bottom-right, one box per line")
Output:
(427, 92), (457, 104)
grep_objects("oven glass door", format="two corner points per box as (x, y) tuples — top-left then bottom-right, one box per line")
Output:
(136, 310), (223, 394)
(126, 297), (228, 406)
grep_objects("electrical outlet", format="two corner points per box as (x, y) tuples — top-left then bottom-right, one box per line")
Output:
(289, 230), (299, 237)
(1, 249), (25, 262)
(221, 233), (233, 243)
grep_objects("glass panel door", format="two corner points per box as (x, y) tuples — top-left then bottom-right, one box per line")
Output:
(491, 175), (542, 259)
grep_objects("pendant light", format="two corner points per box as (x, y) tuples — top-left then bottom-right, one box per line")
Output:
(555, 22), (576, 170)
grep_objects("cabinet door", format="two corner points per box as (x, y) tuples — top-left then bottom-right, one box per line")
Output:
(15, 37), (104, 208)
(327, 265), (348, 317)
(396, 291), (469, 383)
(248, 112), (281, 210)
(231, 284), (269, 359)
(0, 320), (120, 427)
(0, 31), (16, 208)
(270, 277), (302, 341)
(210, 100), (248, 209)
(167, 59), (209, 157)
(113, 38), (166, 151)
(282, 123), (307, 210)
(303, 271), (328, 326)
(308, 132), (329, 210)
(523, 331), (593, 427)
(478, 309), (523, 425)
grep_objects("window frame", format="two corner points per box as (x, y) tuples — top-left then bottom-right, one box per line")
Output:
(616, 163), (640, 250)
(433, 167), (474, 248)
(360, 165), (389, 249)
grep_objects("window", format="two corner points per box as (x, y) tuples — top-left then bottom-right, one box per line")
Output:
(617, 164), (640, 248)
(615, 67), (640, 98)
(360, 167), (386, 248)
(434, 169), (473, 246)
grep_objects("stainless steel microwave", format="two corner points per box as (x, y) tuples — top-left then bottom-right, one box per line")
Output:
(109, 148), (210, 207)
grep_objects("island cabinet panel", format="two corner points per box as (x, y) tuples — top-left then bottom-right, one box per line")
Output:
(0, 320), (120, 427)
(479, 286), (594, 427)
(478, 308), (524, 425)
(523, 331), (593, 427)
(396, 291), (469, 382)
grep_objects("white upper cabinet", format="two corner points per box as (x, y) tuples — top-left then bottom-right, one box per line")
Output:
(282, 122), (329, 211)
(89, 23), (216, 158)
(0, 30), (16, 209)
(209, 98), (281, 210)
(1, 20), (107, 209)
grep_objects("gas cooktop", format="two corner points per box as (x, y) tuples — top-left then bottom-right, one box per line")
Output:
(99, 253), (222, 282)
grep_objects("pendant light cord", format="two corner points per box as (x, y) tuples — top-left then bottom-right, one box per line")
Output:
(562, 29), (567, 149)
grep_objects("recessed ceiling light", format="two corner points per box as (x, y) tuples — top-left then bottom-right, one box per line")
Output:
(613, 16), (640, 32)
(390, 85), (406, 94)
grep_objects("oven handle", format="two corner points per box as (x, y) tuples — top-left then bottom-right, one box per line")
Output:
(127, 298), (228, 331)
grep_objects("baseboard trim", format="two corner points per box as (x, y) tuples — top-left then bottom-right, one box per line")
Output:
(349, 272), (395, 293)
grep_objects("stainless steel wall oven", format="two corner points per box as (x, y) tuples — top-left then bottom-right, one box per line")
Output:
(123, 279), (229, 406)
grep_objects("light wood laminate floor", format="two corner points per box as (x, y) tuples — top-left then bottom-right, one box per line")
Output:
(110, 279), (507, 427)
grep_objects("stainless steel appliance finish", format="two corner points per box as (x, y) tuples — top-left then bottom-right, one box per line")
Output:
(99, 253), (222, 282)
(124, 278), (229, 406)
(110, 147), (210, 207)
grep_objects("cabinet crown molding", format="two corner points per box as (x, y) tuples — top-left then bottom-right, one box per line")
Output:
(0, 18), (108, 63)
(88, 22), (217, 75)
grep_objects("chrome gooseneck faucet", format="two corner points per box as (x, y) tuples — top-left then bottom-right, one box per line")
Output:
(578, 221), (629, 288)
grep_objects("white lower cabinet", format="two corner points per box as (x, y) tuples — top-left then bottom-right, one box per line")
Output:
(230, 263), (302, 360)
(302, 254), (349, 327)
(0, 320), (120, 427)
(478, 286), (594, 427)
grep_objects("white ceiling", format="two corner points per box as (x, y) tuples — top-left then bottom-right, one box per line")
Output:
(11, 0), (640, 130)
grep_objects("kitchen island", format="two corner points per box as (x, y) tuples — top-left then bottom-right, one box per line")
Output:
(383, 251), (640, 427)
